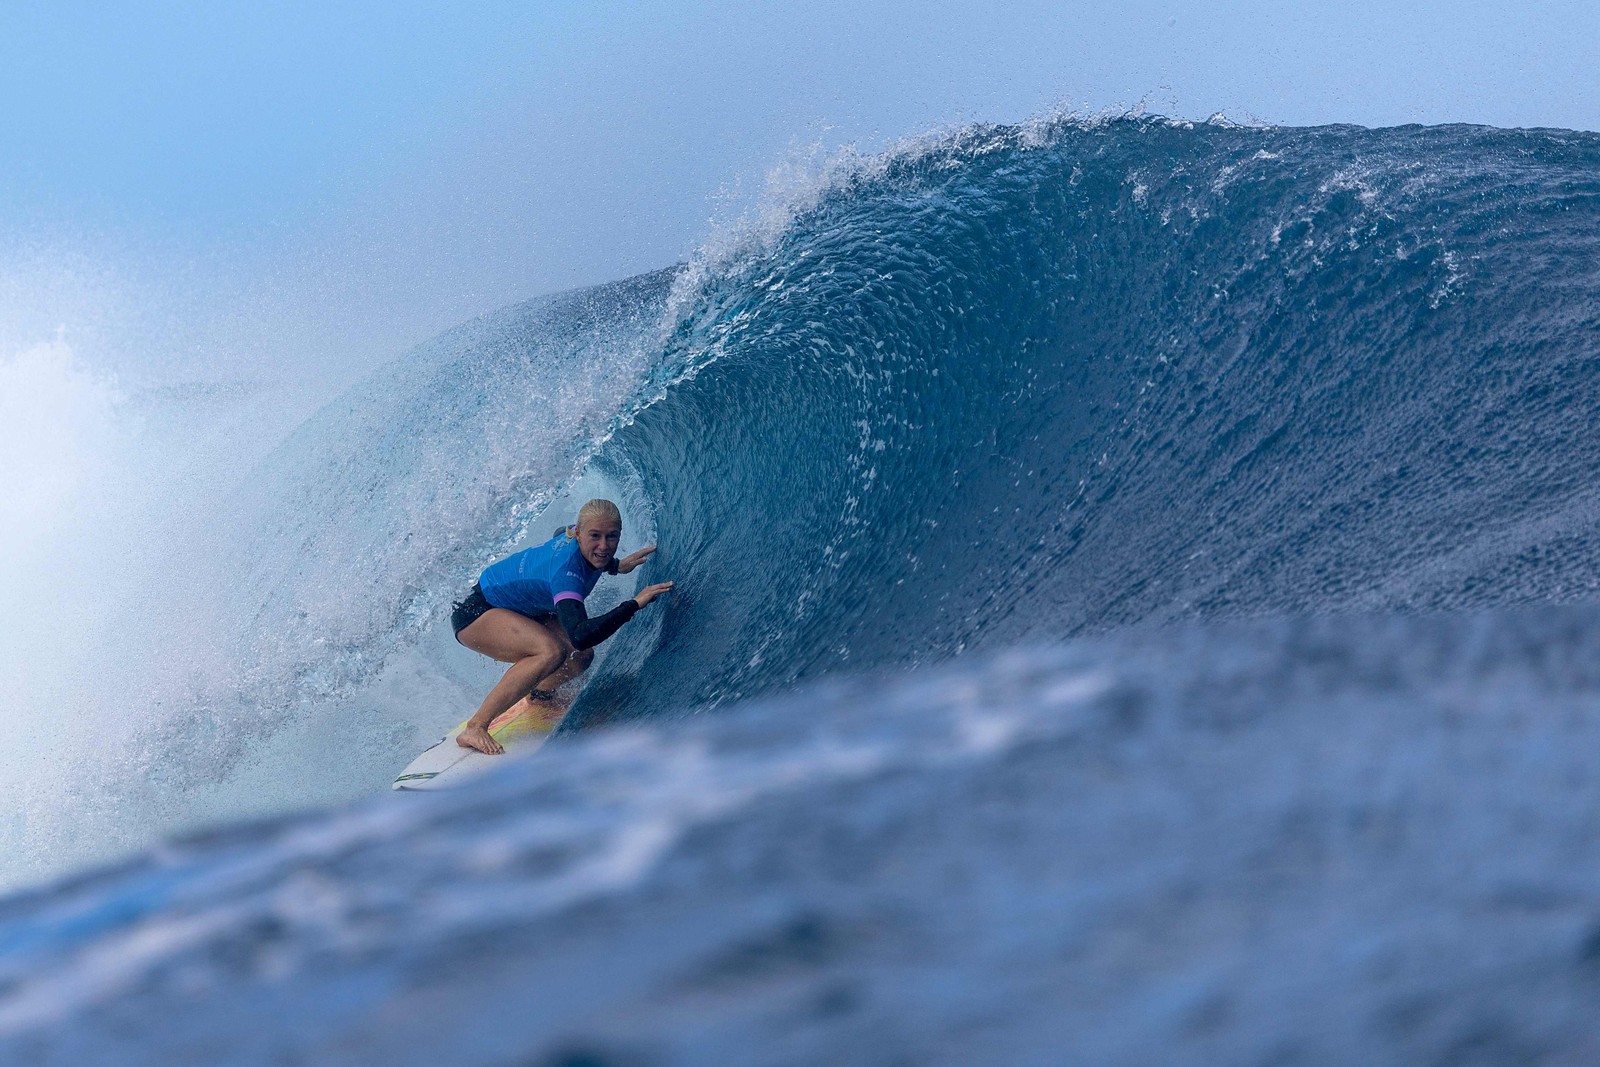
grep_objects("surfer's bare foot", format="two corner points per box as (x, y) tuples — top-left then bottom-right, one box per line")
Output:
(457, 723), (504, 755)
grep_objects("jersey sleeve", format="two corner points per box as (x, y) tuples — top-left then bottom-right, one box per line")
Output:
(549, 558), (590, 605)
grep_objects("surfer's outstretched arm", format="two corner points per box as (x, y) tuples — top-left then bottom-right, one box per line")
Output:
(614, 545), (656, 574)
(555, 580), (674, 649)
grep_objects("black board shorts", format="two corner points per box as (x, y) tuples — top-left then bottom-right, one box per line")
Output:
(450, 583), (494, 639)
(450, 583), (555, 642)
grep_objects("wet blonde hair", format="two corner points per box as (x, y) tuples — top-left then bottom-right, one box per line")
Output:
(575, 498), (622, 531)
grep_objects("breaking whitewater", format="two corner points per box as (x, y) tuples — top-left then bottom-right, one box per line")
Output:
(6, 114), (1600, 1063)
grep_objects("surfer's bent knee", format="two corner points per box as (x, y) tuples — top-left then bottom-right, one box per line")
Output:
(527, 645), (565, 673)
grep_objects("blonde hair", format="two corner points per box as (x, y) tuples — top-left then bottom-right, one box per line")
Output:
(575, 498), (622, 531)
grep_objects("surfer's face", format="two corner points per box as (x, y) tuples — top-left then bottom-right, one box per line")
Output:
(577, 517), (621, 569)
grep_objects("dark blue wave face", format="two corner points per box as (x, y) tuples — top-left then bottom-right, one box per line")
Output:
(576, 118), (1600, 723)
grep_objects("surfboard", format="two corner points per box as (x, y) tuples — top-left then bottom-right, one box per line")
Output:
(392, 696), (567, 791)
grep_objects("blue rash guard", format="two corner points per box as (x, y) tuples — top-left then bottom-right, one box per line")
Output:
(476, 529), (639, 650)
(479, 529), (602, 615)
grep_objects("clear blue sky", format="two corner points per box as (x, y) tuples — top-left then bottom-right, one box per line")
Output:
(3, 0), (1597, 379)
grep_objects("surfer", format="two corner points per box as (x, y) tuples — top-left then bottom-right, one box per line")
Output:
(449, 498), (672, 755)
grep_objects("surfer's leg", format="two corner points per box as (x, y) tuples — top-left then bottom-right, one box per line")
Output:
(456, 608), (568, 755)
(529, 616), (593, 693)
(538, 649), (593, 691)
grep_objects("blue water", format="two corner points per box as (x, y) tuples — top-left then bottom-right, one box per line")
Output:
(7, 115), (1600, 1063)
(575, 116), (1600, 718)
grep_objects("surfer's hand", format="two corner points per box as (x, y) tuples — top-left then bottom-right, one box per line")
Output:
(457, 723), (504, 755)
(616, 545), (657, 574)
(633, 581), (674, 608)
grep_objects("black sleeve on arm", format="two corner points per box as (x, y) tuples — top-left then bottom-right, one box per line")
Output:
(556, 597), (639, 650)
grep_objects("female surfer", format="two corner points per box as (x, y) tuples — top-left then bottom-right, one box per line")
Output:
(450, 498), (672, 755)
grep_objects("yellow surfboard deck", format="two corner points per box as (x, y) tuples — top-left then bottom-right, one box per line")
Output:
(392, 696), (567, 791)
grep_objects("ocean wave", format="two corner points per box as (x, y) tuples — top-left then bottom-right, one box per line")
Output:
(571, 116), (1600, 723)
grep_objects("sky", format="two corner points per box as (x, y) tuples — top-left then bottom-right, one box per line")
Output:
(2, 0), (1598, 382)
